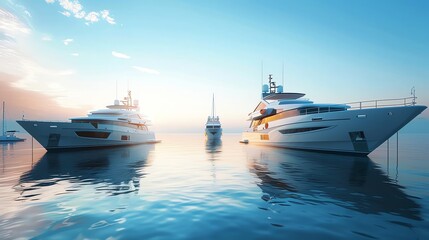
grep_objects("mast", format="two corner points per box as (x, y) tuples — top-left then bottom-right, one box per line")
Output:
(2, 101), (4, 136)
(212, 93), (215, 118)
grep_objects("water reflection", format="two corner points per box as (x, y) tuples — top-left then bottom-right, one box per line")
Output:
(246, 146), (421, 221)
(205, 139), (222, 155)
(206, 139), (222, 181)
(17, 144), (154, 200)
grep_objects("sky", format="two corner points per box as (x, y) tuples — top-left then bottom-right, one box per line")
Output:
(0, 0), (428, 133)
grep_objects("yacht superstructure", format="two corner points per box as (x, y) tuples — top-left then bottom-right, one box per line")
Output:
(17, 91), (158, 151)
(241, 75), (427, 155)
(205, 94), (222, 140)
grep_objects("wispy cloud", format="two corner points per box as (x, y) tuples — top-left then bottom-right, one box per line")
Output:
(133, 66), (160, 75)
(71, 53), (79, 57)
(45, 0), (116, 25)
(1, 8), (76, 108)
(41, 35), (52, 41)
(101, 10), (115, 24)
(59, 11), (71, 17)
(63, 38), (73, 45)
(0, 9), (31, 37)
(112, 51), (130, 59)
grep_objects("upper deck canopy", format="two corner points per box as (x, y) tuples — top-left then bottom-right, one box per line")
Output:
(263, 92), (305, 101)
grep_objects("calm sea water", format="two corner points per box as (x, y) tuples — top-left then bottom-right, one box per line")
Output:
(1, 133), (428, 239)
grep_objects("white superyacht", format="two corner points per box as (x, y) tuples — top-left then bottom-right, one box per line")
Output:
(18, 91), (158, 151)
(205, 94), (222, 140)
(241, 74), (427, 155)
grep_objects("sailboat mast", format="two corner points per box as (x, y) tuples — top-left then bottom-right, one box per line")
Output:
(2, 101), (5, 136)
(212, 94), (215, 118)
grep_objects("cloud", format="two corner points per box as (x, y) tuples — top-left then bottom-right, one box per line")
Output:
(101, 10), (115, 25)
(58, 0), (82, 15)
(0, 74), (86, 121)
(45, 0), (116, 25)
(63, 38), (73, 45)
(59, 11), (71, 17)
(71, 53), (79, 57)
(0, 9), (31, 37)
(133, 66), (160, 75)
(0, 8), (90, 113)
(85, 11), (99, 23)
(41, 35), (52, 41)
(112, 51), (130, 59)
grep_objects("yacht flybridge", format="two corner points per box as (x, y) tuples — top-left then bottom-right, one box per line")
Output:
(241, 74), (427, 155)
(205, 94), (222, 140)
(17, 91), (158, 151)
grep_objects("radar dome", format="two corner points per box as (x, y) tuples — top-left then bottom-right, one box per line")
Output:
(262, 84), (269, 93)
(277, 85), (283, 93)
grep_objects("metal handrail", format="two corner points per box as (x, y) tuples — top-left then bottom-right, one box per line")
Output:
(345, 96), (417, 110)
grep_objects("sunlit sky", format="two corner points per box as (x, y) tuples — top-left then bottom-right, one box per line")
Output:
(1, 0), (428, 133)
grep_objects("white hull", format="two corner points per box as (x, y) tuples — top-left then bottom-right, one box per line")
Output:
(242, 106), (426, 155)
(205, 128), (222, 140)
(17, 120), (158, 151)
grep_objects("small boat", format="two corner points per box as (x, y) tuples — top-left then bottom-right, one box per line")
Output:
(0, 101), (25, 142)
(241, 74), (427, 155)
(17, 91), (158, 151)
(205, 94), (222, 140)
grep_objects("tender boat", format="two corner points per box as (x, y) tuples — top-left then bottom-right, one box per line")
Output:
(0, 101), (25, 142)
(17, 91), (158, 151)
(241, 74), (427, 155)
(205, 94), (222, 140)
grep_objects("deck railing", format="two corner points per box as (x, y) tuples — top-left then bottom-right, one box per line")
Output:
(345, 96), (417, 110)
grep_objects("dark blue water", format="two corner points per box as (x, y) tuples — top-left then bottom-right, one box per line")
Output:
(1, 133), (428, 239)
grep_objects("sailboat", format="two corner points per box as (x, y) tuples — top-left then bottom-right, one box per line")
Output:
(0, 101), (25, 142)
(205, 94), (222, 140)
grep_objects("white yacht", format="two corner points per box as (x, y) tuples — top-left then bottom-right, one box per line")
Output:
(17, 91), (158, 151)
(205, 94), (222, 140)
(241, 74), (427, 155)
(0, 101), (25, 142)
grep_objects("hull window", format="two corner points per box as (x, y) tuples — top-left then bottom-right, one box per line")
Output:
(72, 119), (145, 130)
(121, 135), (130, 140)
(279, 126), (329, 134)
(206, 126), (221, 129)
(75, 131), (111, 139)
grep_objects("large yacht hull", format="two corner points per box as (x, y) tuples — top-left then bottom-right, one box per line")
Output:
(242, 105), (426, 155)
(17, 120), (158, 151)
(205, 128), (222, 140)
